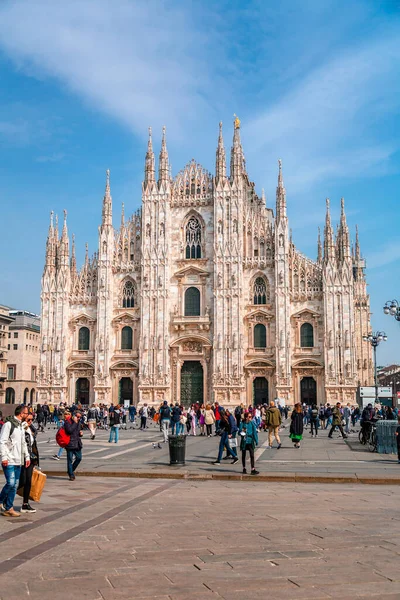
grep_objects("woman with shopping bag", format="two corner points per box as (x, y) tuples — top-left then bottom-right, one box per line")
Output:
(18, 413), (41, 513)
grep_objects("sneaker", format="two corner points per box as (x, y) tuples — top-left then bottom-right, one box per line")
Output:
(277, 443), (282, 449)
(52, 455), (60, 460)
(2, 508), (21, 517)
(243, 468), (247, 474)
(222, 456), (230, 460)
(21, 503), (36, 513)
(251, 469), (260, 475)
(232, 457), (239, 465)
(213, 461), (221, 465)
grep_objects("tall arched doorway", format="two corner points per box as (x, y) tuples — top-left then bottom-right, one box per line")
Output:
(300, 377), (317, 405)
(180, 361), (203, 407)
(119, 377), (133, 405)
(23, 388), (29, 404)
(30, 389), (35, 404)
(75, 378), (90, 405)
(5, 387), (15, 404)
(253, 377), (269, 406)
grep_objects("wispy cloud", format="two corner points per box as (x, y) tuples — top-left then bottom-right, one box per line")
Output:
(36, 152), (65, 163)
(367, 241), (400, 270)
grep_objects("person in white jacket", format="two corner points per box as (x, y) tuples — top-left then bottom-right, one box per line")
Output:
(0, 405), (30, 517)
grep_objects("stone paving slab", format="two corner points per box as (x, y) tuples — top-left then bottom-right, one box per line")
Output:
(0, 476), (400, 598)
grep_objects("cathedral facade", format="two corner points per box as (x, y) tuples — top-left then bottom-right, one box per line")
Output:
(38, 118), (373, 407)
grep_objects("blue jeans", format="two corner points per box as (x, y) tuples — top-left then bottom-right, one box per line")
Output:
(66, 449), (82, 477)
(109, 426), (119, 443)
(0, 465), (22, 510)
(217, 431), (236, 461)
(171, 421), (180, 435)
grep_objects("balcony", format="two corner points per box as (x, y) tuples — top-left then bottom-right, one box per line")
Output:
(172, 314), (211, 333)
(293, 346), (321, 358)
(247, 347), (274, 358)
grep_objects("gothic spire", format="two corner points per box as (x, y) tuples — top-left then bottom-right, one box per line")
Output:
(101, 169), (112, 227)
(158, 126), (169, 185)
(323, 198), (335, 262)
(355, 224), (361, 260)
(45, 210), (56, 269)
(70, 233), (77, 276)
(144, 127), (156, 187)
(338, 197), (350, 261)
(54, 213), (59, 242)
(215, 121), (226, 182)
(85, 242), (89, 268)
(59, 209), (69, 266)
(276, 159), (287, 221)
(262, 188), (266, 205)
(317, 227), (322, 263)
(230, 115), (246, 181)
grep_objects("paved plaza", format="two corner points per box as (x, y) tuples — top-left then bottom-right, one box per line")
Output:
(1, 475), (400, 599)
(34, 419), (400, 482)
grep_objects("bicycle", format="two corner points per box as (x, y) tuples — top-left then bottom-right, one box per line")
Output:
(358, 420), (377, 452)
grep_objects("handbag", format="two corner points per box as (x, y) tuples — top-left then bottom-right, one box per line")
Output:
(17, 467), (46, 502)
(228, 437), (238, 448)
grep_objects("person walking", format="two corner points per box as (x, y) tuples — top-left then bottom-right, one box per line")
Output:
(343, 403), (351, 434)
(19, 413), (40, 513)
(170, 403), (181, 435)
(265, 400), (282, 449)
(214, 402), (221, 435)
(204, 405), (215, 437)
(189, 405), (197, 436)
(213, 410), (238, 466)
(108, 405), (121, 443)
(309, 404), (319, 437)
(159, 401), (171, 443)
(0, 405), (30, 517)
(239, 411), (259, 475)
(199, 405), (206, 436)
(178, 408), (187, 435)
(324, 404), (333, 429)
(36, 404), (45, 433)
(129, 405), (137, 428)
(139, 404), (148, 430)
(64, 410), (83, 481)
(290, 403), (304, 448)
(328, 402), (348, 439)
(87, 404), (99, 440)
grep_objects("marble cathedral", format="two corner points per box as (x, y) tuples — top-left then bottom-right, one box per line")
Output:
(38, 118), (373, 407)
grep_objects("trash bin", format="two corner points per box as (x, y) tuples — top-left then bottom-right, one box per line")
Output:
(376, 420), (398, 454)
(168, 434), (186, 465)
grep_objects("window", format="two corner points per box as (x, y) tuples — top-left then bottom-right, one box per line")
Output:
(254, 324), (267, 348)
(31, 366), (37, 381)
(78, 326), (90, 350)
(122, 280), (135, 308)
(5, 388), (15, 404)
(300, 323), (314, 348)
(121, 326), (133, 350)
(253, 277), (268, 304)
(185, 216), (202, 259)
(7, 366), (15, 380)
(184, 287), (201, 316)
(13, 332), (18, 338)
(7, 344), (10, 350)
(13, 344), (18, 350)
(26, 345), (28, 351)
(8, 332), (10, 338)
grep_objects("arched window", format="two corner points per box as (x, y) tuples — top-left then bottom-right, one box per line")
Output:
(5, 388), (15, 404)
(122, 280), (135, 308)
(300, 323), (314, 348)
(184, 287), (201, 316)
(253, 277), (268, 304)
(78, 326), (90, 351)
(254, 324), (266, 348)
(185, 216), (202, 259)
(121, 326), (133, 350)
(23, 388), (29, 403)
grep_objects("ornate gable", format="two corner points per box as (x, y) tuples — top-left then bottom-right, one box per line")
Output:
(172, 159), (213, 206)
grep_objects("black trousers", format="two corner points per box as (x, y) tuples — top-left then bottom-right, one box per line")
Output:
(328, 423), (346, 438)
(310, 419), (319, 435)
(206, 424), (212, 436)
(18, 463), (35, 504)
(140, 416), (147, 429)
(397, 442), (400, 461)
(241, 444), (255, 469)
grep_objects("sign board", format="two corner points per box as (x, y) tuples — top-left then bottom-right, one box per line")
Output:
(275, 397), (286, 407)
(123, 400), (130, 409)
(359, 386), (392, 399)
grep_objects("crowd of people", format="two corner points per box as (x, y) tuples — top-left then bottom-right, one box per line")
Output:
(1, 397), (399, 517)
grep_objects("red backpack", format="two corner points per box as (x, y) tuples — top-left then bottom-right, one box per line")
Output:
(56, 426), (70, 448)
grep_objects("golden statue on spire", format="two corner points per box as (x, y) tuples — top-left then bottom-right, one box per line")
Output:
(233, 113), (240, 129)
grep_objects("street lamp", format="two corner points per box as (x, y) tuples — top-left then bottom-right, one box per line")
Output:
(383, 300), (400, 321)
(362, 332), (387, 405)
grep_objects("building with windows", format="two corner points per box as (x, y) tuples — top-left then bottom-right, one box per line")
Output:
(38, 118), (373, 407)
(5, 310), (40, 404)
(0, 305), (14, 403)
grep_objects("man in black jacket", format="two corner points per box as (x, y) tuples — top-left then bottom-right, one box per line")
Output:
(64, 411), (83, 481)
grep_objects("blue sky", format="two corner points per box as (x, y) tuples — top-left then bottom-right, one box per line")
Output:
(0, 0), (399, 364)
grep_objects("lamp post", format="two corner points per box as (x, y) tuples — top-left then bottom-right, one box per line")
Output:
(362, 332), (387, 405)
(383, 300), (400, 322)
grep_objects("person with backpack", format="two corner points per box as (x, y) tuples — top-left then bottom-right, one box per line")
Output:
(239, 411), (259, 475)
(0, 404), (30, 516)
(309, 404), (319, 437)
(159, 400), (171, 443)
(139, 404), (148, 430)
(170, 403), (182, 435)
(87, 404), (99, 440)
(52, 411), (72, 460)
(129, 405), (137, 428)
(64, 410), (83, 481)
(265, 400), (282, 449)
(108, 405), (121, 443)
(234, 405), (243, 429)
(324, 403), (333, 429)
(18, 412), (40, 513)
